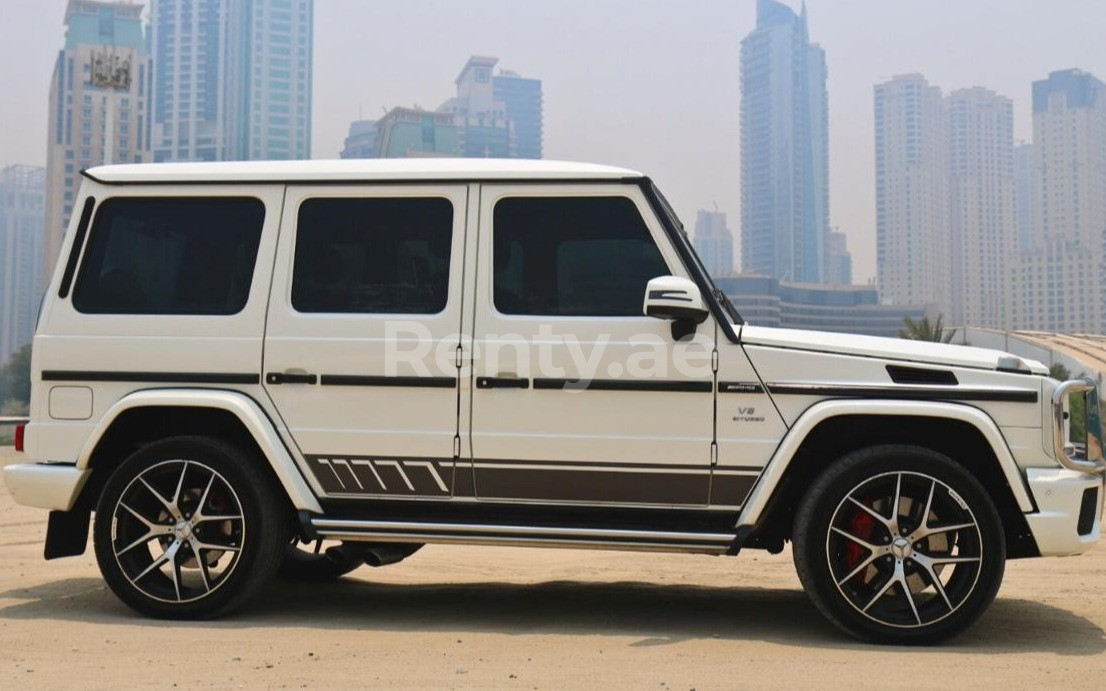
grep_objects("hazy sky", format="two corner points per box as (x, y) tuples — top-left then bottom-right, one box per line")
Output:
(2, 0), (1105, 282)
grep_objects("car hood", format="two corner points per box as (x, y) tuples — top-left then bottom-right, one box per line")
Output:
(738, 324), (1049, 375)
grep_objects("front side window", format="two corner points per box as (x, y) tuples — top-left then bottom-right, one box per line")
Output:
(493, 196), (669, 316)
(73, 197), (265, 315)
(291, 197), (453, 314)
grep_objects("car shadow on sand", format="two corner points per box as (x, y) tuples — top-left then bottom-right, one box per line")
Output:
(0, 575), (1102, 655)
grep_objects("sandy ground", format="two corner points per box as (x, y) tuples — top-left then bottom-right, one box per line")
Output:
(1, 447), (1104, 690)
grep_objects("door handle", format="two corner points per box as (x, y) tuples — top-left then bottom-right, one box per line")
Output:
(266, 371), (318, 385)
(476, 375), (530, 389)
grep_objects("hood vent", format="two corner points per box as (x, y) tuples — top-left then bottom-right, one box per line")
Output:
(886, 365), (958, 386)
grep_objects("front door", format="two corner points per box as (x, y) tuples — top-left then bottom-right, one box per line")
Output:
(264, 185), (467, 500)
(467, 185), (716, 506)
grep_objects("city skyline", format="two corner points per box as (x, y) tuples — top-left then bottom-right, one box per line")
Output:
(4, 1), (1105, 285)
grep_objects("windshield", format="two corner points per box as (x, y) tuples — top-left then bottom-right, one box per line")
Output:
(647, 181), (743, 324)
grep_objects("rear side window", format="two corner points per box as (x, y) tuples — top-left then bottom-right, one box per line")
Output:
(73, 197), (265, 315)
(291, 197), (453, 314)
(493, 196), (669, 316)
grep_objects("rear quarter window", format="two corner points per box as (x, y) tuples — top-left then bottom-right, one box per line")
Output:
(72, 197), (265, 315)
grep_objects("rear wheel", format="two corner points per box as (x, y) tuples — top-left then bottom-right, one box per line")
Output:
(793, 445), (1005, 644)
(93, 436), (289, 619)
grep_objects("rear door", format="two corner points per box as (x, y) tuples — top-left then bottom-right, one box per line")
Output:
(263, 185), (467, 500)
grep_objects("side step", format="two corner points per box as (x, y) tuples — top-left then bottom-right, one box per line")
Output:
(302, 515), (737, 554)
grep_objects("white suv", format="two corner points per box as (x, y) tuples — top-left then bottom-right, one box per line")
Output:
(4, 159), (1103, 644)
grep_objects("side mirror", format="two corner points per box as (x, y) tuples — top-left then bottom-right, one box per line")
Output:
(643, 276), (709, 340)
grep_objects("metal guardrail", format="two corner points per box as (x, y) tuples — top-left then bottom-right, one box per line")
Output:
(0, 416), (29, 426)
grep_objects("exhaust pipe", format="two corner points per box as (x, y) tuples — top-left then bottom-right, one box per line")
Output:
(362, 543), (422, 567)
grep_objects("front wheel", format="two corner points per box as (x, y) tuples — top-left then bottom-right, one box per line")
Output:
(792, 445), (1005, 645)
(92, 436), (289, 619)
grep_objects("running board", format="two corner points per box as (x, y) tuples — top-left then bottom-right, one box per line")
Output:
(303, 516), (737, 555)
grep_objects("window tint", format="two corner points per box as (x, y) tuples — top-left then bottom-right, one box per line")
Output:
(73, 197), (265, 315)
(291, 197), (453, 314)
(493, 196), (669, 316)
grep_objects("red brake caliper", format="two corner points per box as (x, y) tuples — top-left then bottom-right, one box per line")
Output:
(844, 505), (875, 580)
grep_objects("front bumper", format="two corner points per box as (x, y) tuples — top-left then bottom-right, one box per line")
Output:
(1025, 467), (1104, 556)
(3, 463), (90, 511)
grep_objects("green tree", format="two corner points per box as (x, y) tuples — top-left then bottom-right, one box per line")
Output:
(898, 315), (958, 344)
(0, 344), (32, 415)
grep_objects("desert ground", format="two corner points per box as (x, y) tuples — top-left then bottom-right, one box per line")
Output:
(1, 446), (1104, 690)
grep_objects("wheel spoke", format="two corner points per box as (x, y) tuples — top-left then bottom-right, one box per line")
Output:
(912, 554), (954, 611)
(930, 555), (981, 565)
(836, 552), (882, 586)
(115, 526), (172, 558)
(830, 526), (880, 551)
(170, 461), (189, 513)
(131, 539), (181, 584)
(890, 473), (903, 533)
(118, 501), (162, 530)
(898, 566), (922, 625)
(915, 522), (976, 539)
(190, 541), (211, 593)
(847, 496), (893, 530)
(192, 514), (242, 524)
(140, 477), (181, 520)
(861, 567), (898, 612)
(192, 539), (241, 553)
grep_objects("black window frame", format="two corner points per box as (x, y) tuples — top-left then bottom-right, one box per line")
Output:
(71, 195), (267, 316)
(289, 195), (455, 316)
(491, 194), (672, 318)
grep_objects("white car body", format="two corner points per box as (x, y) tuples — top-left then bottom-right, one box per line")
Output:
(3, 159), (1102, 640)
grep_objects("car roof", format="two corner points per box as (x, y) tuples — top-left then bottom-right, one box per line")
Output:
(83, 158), (645, 184)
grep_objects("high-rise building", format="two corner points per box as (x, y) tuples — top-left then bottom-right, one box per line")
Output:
(373, 107), (460, 158)
(494, 70), (543, 159)
(1011, 69), (1106, 333)
(1014, 143), (1034, 252)
(692, 210), (734, 279)
(0, 166), (45, 365)
(873, 74), (950, 315)
(45, 0), (150, 278)
(442, 56), (514, 158)
(340, 120), (379, 159)
(946, 88), (1016, 329)
(740, 0), (829, 283)
(150, 0), (313, 162)
(825, 229), (852, 285)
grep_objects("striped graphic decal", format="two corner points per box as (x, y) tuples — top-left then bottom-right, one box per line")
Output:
(307, 456), (761, 508)
(310, 456), (455, 496)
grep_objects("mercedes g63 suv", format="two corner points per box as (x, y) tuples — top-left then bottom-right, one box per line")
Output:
(4, 159), (1103, 644)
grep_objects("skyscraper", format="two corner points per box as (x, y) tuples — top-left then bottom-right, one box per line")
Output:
(150, 0), (313, 162)
(0, 166), (45, 365)
(442, 56), (514, 158)
(825, 229), (852, 285)
(1014, 143), (1034, 252)
(946, 88), (1016, 329)
(740, 0), (829, 283)
(340, 120), (379, 159)
(1011, 69), (1106, 333)
(45, 0), (149, 278)
(873, 74), (949, 314)
(692, 209), (734, 279)
(494, 70), (543, 159)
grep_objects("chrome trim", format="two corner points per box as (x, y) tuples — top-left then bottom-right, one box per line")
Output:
(310, 518), (735, 543)
(1051, 378), (1106, 474)
(316, 531), (728, 554)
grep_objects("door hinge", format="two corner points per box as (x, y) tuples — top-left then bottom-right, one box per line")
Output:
(711, 349), (719, 373)
(452, 434), (461, 459)
(710, 441), (718, 466)
(455, 344), (464, 369)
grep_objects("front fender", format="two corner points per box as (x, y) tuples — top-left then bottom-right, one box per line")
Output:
(736, 399), (1036, 529)
(75, 389), (323, 513)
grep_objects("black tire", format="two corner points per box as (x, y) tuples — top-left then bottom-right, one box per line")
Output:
(279, 540), (365, 582)
(792, 444), (1005, 645)
(92, 436), (290, 619)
